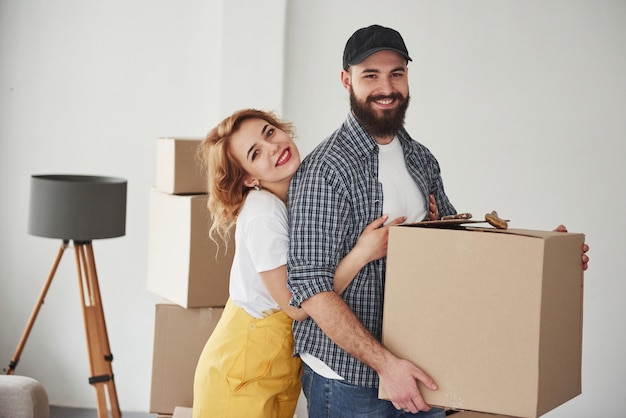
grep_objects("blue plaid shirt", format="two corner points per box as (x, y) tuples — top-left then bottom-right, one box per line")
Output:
(287, 112), (456, 388)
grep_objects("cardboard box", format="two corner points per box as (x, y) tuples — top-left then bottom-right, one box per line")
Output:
(147, 188), (234, 308)
(172, 407), (193, 418)
(156, 138), (206, 194)
(150, 302), (224, 415)
(448, 412), (514, 418)
(381, 226), (585, 418)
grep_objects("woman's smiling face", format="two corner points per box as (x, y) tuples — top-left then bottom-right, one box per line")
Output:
(229, 117), (301, 196)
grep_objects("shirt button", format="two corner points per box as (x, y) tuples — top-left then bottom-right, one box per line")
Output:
(248, 324), (256, 331)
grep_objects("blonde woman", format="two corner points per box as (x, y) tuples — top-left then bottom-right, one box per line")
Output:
(192, 109), (404, 418)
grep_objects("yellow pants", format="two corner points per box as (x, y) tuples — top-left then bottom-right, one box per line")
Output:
(193, 298), (302, 418)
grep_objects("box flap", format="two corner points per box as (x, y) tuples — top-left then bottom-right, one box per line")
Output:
(400, 223), (579, 240)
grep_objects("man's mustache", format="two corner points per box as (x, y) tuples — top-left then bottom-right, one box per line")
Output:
(367, 93), (405, 104)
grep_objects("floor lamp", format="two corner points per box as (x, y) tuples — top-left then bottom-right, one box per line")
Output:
(6, 174), (127, 418)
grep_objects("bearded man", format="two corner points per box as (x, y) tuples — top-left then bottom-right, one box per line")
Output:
(287, 25), (456, 418)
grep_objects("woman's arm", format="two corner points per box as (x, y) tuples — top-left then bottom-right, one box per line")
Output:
(334, 214), (406, 295)
(260, 265), (309, 321)
(261, 214), (406, 320)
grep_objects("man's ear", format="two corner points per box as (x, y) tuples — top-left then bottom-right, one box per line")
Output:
(341, 70), (351, 92)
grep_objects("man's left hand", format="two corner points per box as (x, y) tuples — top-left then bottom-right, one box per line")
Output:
(554, 225), (590, 271)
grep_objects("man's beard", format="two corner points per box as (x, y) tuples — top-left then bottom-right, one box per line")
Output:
(350, 90), (410, 139)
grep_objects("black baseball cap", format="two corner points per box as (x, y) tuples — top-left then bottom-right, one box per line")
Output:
(343, 25), (412, 70)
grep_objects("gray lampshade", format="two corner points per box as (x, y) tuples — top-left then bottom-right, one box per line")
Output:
(28, 174), (127, 241)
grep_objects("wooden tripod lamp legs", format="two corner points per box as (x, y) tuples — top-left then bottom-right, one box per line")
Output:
(5, 240), (121, 418)
(74, 242), (121, 418)
(5, 241), (68, 375)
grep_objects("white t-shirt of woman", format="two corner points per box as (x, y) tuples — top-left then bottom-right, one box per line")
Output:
(229, 189), (288, 319)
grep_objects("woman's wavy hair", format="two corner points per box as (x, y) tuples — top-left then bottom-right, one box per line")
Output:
(197, 108), (296, 246)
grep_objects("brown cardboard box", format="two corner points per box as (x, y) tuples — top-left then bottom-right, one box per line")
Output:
(147, 188), (234, 308)
(156, 138), (206, 194)
(380, 226), (585, 418)
(150, 302), (224, 415)
(172, 406), (193, 418)
(448, 412), (514, 418)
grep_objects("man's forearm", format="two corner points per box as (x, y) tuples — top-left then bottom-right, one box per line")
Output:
(300, 290), (391, 372)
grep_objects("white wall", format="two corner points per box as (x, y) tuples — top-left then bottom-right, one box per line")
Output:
(0, 0), (294, 414)
(0, 0), (223, 411)
(284, 1), (626, 416)
(1, 0), (624, 416)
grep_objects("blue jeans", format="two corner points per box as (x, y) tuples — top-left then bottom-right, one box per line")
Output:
(301, 362), (446, 418)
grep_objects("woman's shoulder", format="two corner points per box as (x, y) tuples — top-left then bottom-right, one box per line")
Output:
(237, 190), (289, 238)
(245, 189), (283, 204)
(240, 190), (287, 218)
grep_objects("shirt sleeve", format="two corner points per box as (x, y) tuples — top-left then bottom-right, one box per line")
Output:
(243, 193), (289, 273)
(287, 159), (351, 307)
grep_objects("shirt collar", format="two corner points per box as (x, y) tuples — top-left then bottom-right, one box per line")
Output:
(343, 112), (379, 158)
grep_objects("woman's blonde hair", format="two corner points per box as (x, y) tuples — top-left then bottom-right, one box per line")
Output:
(197, 108), (295, 245)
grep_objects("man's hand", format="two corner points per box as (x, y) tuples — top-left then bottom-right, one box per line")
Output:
(428, 194), (439, 220)
(554, 225), (590, 271)
(301, 292), (438, 414)
(378, 355), (438, 414)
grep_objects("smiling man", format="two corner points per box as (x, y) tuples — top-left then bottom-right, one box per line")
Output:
(287, 25), (456, 417)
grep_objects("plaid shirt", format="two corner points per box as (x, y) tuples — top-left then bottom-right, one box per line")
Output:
(287, 112), (456, 388)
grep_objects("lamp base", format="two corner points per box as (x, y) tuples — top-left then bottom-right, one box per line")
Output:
(5, 241), (121, 418)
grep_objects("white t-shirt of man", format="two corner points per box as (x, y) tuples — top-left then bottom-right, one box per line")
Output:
(229, 189), (288, 318)
(378, 136), (427, 223)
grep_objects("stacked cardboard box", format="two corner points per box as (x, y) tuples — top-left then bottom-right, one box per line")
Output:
(171, 407), (192, 418)
(147, 138), (235, 309)
(147, 138), (235, 416)
(150, 302), (223, 417)
(380, 226), (585, 418)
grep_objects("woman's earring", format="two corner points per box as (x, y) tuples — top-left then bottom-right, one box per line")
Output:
(254, 184), (261, 191)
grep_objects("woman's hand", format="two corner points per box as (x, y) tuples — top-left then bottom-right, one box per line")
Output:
(353, 214), (406, 264)
(333, 214), (405, 295)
